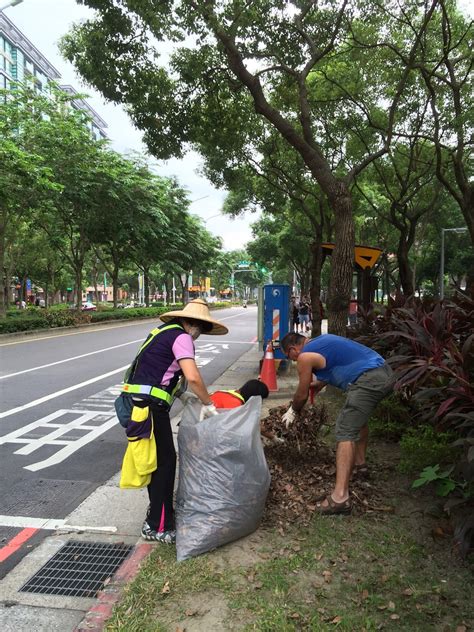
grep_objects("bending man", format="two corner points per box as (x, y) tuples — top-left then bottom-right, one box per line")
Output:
(280, 332), (395, 515)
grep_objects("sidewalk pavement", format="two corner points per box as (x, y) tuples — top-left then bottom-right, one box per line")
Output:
(0, 325), (326, 632)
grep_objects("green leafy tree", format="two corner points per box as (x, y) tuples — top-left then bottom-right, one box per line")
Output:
(63, 0), (440, 333)
(0, 86), (61, 316)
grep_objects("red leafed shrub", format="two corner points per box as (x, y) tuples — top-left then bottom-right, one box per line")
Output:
(350, 294), (474, 523)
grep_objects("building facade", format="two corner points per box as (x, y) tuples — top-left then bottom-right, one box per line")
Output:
(0, 12), (107, 139)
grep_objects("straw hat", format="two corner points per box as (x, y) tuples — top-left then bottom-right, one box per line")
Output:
(160, 298), (228, 335)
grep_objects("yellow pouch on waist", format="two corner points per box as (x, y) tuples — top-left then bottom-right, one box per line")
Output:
(131, 405), (149, 422)
(131, 434), (157, 476)
(119, 445), (152, 488)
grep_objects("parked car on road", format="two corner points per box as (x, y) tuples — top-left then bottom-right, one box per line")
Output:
(81, 301), (97, 311)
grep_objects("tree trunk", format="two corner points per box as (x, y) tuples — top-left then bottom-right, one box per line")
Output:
(397, 240), (414, 296)
(92, 265), (100, 307)
(309, 238), (324, 337)
(0, 210), (6, 318)
(112, 265), (119, 308)
(326, 187), (354, 336)
(75, 269), (82, 310)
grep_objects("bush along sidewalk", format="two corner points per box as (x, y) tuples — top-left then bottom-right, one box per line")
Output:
(103, 392), (473, 632)
(0, 303), (232, 335)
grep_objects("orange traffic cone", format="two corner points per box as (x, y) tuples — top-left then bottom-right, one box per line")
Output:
(260, 341), (278, 392)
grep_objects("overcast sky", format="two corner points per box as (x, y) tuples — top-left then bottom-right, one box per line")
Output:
(4, 0), (259, 251)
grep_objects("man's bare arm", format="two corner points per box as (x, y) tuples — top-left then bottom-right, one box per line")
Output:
(292, 352), (326, 412)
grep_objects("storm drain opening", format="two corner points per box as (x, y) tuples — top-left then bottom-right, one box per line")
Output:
(20, 540), (134, 598)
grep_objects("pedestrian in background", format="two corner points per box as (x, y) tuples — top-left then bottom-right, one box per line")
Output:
(119, 299), (228, 544)
(290, 296), (300, 332)
(348, 295), (358, 326)
(298, 296), (311, 334)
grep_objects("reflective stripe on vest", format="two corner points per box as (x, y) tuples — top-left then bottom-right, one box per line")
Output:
(226, 390), (245, 404)
(122, 323), (184, 405)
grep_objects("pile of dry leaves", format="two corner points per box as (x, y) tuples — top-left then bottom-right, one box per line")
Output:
(261, 403), (390, 528)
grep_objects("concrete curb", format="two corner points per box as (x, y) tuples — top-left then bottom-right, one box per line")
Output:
(74, 542), (153, 632)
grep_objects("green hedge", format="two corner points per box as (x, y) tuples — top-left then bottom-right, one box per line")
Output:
(0, 317), (48, 334)
(0, 302), (230, 335)
(90, 307), (170, 322)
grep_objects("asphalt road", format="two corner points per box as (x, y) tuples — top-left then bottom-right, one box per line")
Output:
(0, 305), (257, 576)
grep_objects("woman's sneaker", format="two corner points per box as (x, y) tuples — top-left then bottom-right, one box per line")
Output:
(141, 521), (176, 544)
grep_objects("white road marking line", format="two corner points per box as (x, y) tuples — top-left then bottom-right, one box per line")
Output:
(0, 515), (117, 533)
(0, 408), (117, 471)
(0, 365), (128, 419)
(0, 339), (143, 380)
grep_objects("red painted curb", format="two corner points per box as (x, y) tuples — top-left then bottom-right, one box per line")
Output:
(74, 542), (154, 632)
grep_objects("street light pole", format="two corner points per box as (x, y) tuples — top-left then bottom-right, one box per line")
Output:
(439, 227), (468, 299)
(0, 0), (24, 10)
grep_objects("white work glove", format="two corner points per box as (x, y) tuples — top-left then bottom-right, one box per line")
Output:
(199, 403), (218, 421)
(282, 406), (297, 429)
(178, 391), (199, 405)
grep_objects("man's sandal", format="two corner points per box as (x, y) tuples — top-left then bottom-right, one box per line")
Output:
(315, 495), (352, 516)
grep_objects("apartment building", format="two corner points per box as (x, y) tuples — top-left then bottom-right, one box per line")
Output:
(0, 11), (107, 139)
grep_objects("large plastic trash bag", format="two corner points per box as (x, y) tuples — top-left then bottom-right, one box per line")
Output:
(176, 396), (271, 561)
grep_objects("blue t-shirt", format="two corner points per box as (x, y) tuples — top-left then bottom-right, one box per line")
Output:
(302, 334), (384, 391)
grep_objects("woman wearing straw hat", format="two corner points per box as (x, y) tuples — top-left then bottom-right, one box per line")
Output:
(121, 298), (228, 543)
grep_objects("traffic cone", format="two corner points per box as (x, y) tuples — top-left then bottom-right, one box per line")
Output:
(260, 341), (278, 392)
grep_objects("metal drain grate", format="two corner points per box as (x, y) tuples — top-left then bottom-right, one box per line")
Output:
(20, 540), (133, 598)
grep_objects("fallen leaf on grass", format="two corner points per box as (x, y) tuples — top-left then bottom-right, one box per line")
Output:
(290, 613), (300, 619)
(176, 627), (185, 632)
(388, 601), (395, 610)
(402, 588), (414, 596)
(361, 589), (369, 600)
(331, 616), (342, 624)
(314, 552), (323, 561)
(389, 614), (400, 620)
(254, 581), (263, 589)
(184, 609), (197, 617)
(161, 581), (170, 594)
(322, 570), (332, 583)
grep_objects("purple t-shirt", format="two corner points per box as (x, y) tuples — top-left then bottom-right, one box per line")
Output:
(129, 324), (195, 391)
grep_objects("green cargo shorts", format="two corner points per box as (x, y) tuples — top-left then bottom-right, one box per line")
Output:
(335, 364), (395, 442)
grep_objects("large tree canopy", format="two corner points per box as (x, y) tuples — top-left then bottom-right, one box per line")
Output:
(63, 0), (473, 316)
(64, 0), (448, 332)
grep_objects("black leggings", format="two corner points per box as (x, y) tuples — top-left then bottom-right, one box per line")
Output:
(146, 405), (176, 532)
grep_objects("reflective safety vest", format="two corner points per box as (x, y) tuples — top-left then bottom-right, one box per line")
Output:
(121, 323), (184, 407)
(210, 389), (245, 409)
